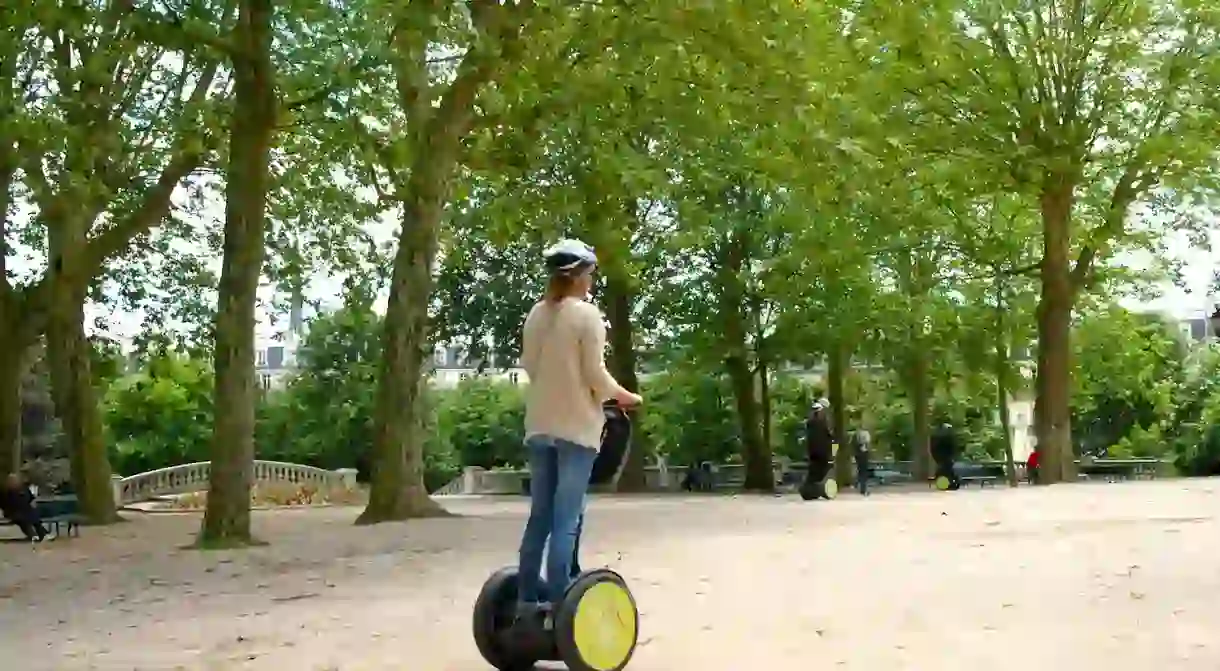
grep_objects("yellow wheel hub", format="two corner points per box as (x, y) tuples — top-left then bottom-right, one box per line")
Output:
(572, 581), (637, 671)
(935, 475), (950, 490)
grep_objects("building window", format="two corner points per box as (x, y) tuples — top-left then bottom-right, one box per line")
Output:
(459, 372), (469, 381)
(260, 374), (272, 390)
(256, 349), (267, 367)
(509, 372), (520, 385)
(435, 348), (446, 366)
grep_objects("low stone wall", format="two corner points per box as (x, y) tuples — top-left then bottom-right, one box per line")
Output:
(114, 461), (359, 507)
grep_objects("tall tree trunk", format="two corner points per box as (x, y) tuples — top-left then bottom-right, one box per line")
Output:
(0, 338), (23, 476)
(994, 274), (1017, 487)
(897, 248), (932, 480)
(358, 196), (450, 523)
(725, 352), (770, 490)
(909, 346), (932, 481)
(605, 272), (647, 492)
(357, 0), (532, 523)
(1, 78), (22, 478)
(758, 359), (772, 451)
(719, 228), (772, 492)
(828, 340), (852, 486)
(45, 284), (117, 523)
(1034, 183), (1076, 484)
(198, 0), (275, 547)
(44, 135), (116, 523)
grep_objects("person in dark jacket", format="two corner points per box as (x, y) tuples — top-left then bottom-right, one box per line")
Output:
(805, 400), (834, 485)
(1, 473), (48, 541)
(849, 414), (873, 496)
(930, 422), (960, 490)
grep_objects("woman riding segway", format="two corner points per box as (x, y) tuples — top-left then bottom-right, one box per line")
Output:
(473, 240), (646, 671)
(515, 239), (642, 619)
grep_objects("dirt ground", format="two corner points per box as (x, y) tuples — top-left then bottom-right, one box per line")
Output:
(1, 479), (1218, 671)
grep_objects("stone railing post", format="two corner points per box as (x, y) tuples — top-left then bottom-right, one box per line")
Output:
(111, 475), (124, 509)
(656, 456), (669, 490)
(462, 466), (484, 495)
(334, 468), (358, 489)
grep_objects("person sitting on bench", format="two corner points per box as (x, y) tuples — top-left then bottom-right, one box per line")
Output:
(1, 473), (49, 542)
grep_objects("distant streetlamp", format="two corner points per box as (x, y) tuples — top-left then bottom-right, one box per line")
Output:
(1209, 305), (1220, 339)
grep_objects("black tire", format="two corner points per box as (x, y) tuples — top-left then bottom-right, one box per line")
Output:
(473, 567), (537, 671)
(590, 404), (632, 486)
(554, 569), (639, 671)
(799, 479), (822, 501)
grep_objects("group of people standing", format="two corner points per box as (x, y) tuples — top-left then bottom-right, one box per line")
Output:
(803, 399), (873, 496)
(804, 402), (965, 494)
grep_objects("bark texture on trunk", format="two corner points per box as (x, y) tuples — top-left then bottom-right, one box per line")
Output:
(46, 283), (117, 523)
(994, 275), (1018, 487)
(758, 359), (771, 452)
(897, 249), (932, 480)
(2, 56), (33, 479)
(604, 272), (647, 492)
(828, 341), (852, 486)
(0, 338), (24, 476)
(718, 228), (772, 492)
(358, 196), (450, 523)
(726, 352), (771, 490)
(198, 0), (275, 547)
(909, 347), (932, 481)
(359, 2), (528, 523)
(1034, 184), (1076, 484)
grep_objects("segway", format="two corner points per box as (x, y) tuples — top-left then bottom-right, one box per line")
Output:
(799, 443), (839, 500)
(473, 402), (640, 671)
(799, 472), (839, 500)
(933, 459), (961, 491)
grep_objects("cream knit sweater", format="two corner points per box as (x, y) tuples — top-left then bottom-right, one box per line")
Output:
(521, 297), (618, 451)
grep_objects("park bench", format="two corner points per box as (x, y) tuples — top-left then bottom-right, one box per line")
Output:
(926, 462), (1004, 488)
(868, 466), (912, 486)
(1077, 459), (1159, 483)
(1, 494), (82, 539)
(956, 463), (1004, 487)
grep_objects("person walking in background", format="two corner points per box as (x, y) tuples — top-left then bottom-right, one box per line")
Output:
(1026, 444), (1041, 484)
(849, 414), (873, 496)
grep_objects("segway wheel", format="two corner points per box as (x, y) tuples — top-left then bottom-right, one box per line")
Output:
(555, 569), (639, 671)
(821, 478), (839, 500)
(473, 567), (538, 670)
(934, 475), (951, 491)
(799, 479), (820, 501)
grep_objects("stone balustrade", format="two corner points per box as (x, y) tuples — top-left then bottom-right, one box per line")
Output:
(114, 460), (358, 507)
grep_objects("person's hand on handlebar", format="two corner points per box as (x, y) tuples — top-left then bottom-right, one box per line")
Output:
(614, 389), (643, 408)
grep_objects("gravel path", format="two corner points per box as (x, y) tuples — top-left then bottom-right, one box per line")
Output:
(1, 480), (1217, 670)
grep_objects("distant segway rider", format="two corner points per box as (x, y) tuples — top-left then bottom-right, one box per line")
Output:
(805, 399), (834, 485)
(930, 421), (960, 490)
(515, 239), (642, 620)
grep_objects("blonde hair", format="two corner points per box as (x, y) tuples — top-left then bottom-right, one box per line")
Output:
(544, 273), (581, 303)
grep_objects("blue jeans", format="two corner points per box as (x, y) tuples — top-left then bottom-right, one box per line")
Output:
(517, 435), (597, 605)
